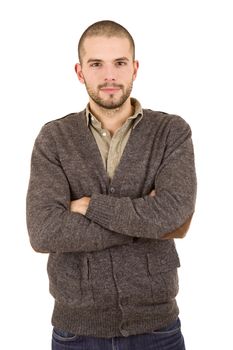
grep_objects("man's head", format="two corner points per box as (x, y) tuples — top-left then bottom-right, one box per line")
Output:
(78, 20), (135, 65)
(75, 20), (139, 111)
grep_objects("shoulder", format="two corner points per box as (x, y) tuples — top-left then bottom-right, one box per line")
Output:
(44, 110), (85, 129)
(38, 110), (86, 138)
(34, 110), (86, 148)
(142, 109), (191, 134)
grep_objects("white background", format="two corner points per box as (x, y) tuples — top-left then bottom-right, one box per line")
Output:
(0, 0), (232, 349)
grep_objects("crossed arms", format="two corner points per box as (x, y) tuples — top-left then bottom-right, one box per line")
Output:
(70, 191), (193, 240)
(26, 117), (196, 254)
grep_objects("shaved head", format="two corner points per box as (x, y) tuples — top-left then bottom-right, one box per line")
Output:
(78, 20), (135, 64)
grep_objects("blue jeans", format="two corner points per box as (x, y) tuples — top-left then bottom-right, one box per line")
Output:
(52, 318), (185, 350)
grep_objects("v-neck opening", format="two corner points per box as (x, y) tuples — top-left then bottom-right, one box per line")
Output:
(80, 112), (140, 187)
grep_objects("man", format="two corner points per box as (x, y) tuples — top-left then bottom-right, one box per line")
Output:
(27, 20), (196, 350)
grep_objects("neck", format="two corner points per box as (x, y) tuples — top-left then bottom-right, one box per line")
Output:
(89, 98), (134, 135)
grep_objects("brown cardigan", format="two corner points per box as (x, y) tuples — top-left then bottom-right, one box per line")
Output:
(27, 109), (197, 337)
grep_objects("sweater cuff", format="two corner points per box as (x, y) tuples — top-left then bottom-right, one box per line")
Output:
(85, 193), (118, 229)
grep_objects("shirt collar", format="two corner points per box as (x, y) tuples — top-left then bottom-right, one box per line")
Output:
(85, 98), (143, 129)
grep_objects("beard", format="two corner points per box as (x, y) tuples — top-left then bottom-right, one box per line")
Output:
(84, 81), (133, 110)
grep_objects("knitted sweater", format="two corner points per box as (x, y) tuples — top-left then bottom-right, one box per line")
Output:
(26, 108), (197, 337)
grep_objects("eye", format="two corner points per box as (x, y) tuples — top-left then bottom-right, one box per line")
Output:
(116, 61), (127, 67)
(90, 62), (102, 68)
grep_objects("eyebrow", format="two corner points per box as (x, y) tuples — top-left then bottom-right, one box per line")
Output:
(115, 57), (130, 62)
(87, 57), (130, 64)
(87, 59), (103, 63)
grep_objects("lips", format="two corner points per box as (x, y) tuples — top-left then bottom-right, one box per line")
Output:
(99, 83), (122, 90)
(99, 84), (122, 94)
(100, 87), (121, 93)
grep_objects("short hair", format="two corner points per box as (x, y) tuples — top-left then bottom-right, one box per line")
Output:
(78, 20), (135, 63)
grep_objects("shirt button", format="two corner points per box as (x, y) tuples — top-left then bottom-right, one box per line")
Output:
(110, 187), (115, 193)
(102, 132), (107, 137)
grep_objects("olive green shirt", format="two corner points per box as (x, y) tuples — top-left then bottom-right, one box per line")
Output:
(86, 98), (143, 179)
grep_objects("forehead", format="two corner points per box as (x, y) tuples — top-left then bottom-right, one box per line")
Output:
(82, 36), (132, 61)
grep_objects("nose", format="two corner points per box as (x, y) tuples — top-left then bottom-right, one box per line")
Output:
(103, 64), (116, 82)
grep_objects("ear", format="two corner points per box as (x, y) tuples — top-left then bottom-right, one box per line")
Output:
(132, 60), (139, 81)
(75, 63), (85, 84)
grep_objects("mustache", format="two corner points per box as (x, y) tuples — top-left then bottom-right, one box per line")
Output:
(98, 83), (124, 89)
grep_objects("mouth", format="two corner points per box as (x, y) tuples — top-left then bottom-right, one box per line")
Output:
(100, 87), (121, 94)
(99, 84), (123, 94)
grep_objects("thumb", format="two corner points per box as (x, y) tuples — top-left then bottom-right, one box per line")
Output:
(149, 189), (156, 197)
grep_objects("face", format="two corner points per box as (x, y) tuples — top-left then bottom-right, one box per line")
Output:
(75, 36), (139, 110)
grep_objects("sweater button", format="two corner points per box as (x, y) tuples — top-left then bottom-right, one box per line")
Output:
(110, 187), (115, 193)
(120, 329), (129, 337)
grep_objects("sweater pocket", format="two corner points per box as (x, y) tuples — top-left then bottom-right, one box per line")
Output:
(147, 246), (180, 304)
(47, 253), (94, 307)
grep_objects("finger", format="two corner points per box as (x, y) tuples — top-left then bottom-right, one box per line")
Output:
(149, 190), (156, 197)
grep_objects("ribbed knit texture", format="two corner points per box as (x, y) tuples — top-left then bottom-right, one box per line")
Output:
(26, 108), (197, 337)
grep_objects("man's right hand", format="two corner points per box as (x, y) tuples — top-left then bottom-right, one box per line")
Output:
(148, 189), (192, 239)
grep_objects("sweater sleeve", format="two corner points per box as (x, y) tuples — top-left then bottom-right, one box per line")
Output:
(85, 116), (197, 239)
(26, 125), (133, 253)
